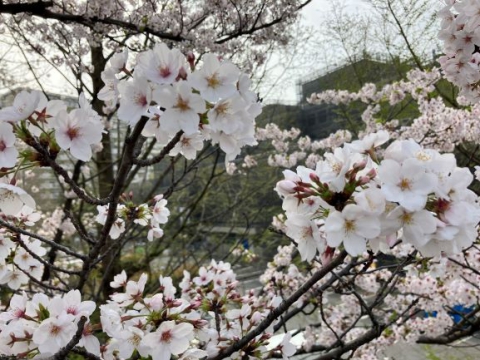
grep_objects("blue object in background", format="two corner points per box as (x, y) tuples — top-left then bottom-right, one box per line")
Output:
(241, 238), (249, 250)
(422, 310), (438, 318)
(449, 304), (475, 324)
(421, 305), (476, 324)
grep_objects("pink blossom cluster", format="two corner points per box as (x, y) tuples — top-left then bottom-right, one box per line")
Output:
(305, 68), (480, 153)
(256, 124), (352, 169)
(0, 260), (297, 360)
(1, 0), (305, 75)
(275, 131), (480, 259)
(259, 243), (480, 359)
(308, 68), (440, 137)
(438, 0), (480, 103)
(96, 194), (170, 241)
(100, 45), (260, 164)
(0, 91), (104, 163)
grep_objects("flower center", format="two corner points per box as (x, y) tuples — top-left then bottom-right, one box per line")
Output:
(207, 73), (221, 88)
(415, 151), (431, 162)
(399, 178), (411, 191)
(129, 333), (142, 347)
(0, 140), (6, 152)
(344, 220), (355, 233)
(175, 96), (190, 112)
(160, 330), (173, 343)
(401, 212), (413, 224)
(302, 226), (313, 239)
(134, 93), (148, 107)
(159, 66), (172, 78)
(49, 324), (62, 336)
(66, 127), (80, 140)
(331, 162), (342, 174)
(66, 306), (77, 315)
(215, 102), (229, 116)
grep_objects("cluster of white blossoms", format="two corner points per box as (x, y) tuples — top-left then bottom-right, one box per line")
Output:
(0, 260), (297, 360)
(438, 0), (480, 103)
(261, 243), (480, 360)
(96, 194), (170, 241)
(275, 131), (480, 259)
(0, 179), (44, 290)
(0, 91), (104, 163)
(99, 43), (261, 163)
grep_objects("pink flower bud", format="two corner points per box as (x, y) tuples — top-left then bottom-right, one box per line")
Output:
(187, 51), (195, 69)
(353, 160), (367, 170)
(309, 172), (320, 183)
(321, 246), (335, 266)
(276, 180), (296, 196)
(366, 168), (377, 178)
(357, 176), (371, 185)
(251, 311), (263, 324)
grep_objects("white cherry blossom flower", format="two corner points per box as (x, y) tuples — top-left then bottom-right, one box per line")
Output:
(147, 226), (164, 241)
(0, 233), (14, 260)
(189, 53), (240, 102)
(385, 206), (437, 248)
(0, 292), (28, 322)
(378, 158), (437, 211)
(110, 273), (148, 307)
(180, 349), (209, 360)
(110, 270), (127, 288)
(0, 122), (18, 168)
(354, 188), (386, 215)
(32, 313), (76, 355)
(0, 90), (41, 123)
(0, 183), (36, 216)
(324, 204), (381, 256)
(156, 82), (206, 135)
(142, 111), (172, 146)
(118, 75), (152, 125)
(98, 68), (119, 105)
(109, 219), (125, 239)
(193, 266), (213, 286)
(169, 133), (205, 160)
(14, 240), (45, 271)
(51, 289), (96, 319)
(117, 326), (145, 358)
(0, 268), (29, 290)
(347, 130), (389, 154)
(285, 214), (324, 261)
(141, 321), (194, 360)
(152, 197), (170, 224)
(53, 109), (104, 162)
(315, 147), (359, 192)
(207, 95), (246, 134)
(137, 43), (186, 84)
(109, 48), (128, 73)
(279, 333), (297, 360)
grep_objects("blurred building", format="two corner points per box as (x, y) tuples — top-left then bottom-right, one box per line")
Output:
(258, 54), (406, 139)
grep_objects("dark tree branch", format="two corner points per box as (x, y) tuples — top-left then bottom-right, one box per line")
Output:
(208, 251), (348, 360)
(47, 316), (87, 360)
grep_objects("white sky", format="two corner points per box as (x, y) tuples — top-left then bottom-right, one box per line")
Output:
(0, 0), (379, 104)
(259, 0), (370, 104)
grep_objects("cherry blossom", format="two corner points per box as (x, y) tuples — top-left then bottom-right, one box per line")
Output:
(189, 54), (241, 102)
(325, 205), (381, 256)
(0, 183), (35, 216)
(52, 108), (104, 162)
(0, 90), (41, 123)
(157, 81), (206, 135)
(0, 122), (18, 168)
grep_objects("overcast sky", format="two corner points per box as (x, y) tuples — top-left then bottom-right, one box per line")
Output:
(259, 0), (370, 104)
